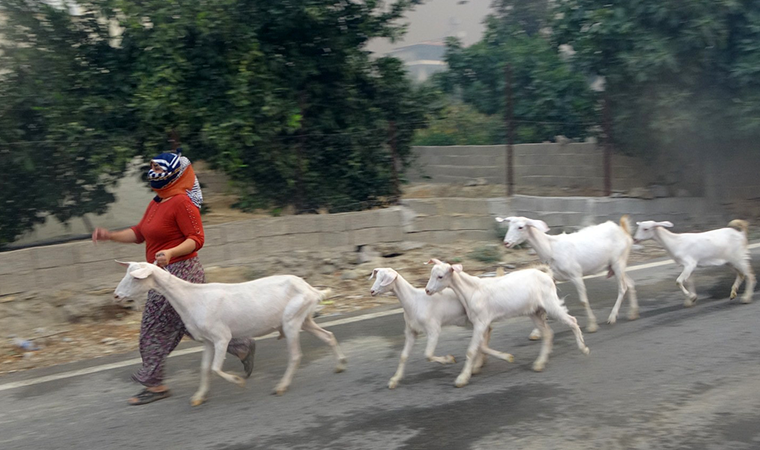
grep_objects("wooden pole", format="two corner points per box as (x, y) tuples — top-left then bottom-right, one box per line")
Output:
(505, 65), (514, 197)
(602, 93), (612, 196)
(297, 95), (307, 213)
(389, 120), (400, 203)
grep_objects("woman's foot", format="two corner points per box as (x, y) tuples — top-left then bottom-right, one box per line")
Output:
(128, 387), (170, 405)
(240, 341), (256, 379)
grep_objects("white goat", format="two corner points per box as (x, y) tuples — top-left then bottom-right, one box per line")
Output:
(496, 216), (638, 336)
(114, 262), (347, 406)
(424, 259), (589, 388)
(369, 268), (489, 389)
(633, 220), (755, 306)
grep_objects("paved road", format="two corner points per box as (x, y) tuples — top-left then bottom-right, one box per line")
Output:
(2, 248), (760, 450)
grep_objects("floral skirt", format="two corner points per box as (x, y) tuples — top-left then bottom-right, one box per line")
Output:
(131, 256), (251, 387)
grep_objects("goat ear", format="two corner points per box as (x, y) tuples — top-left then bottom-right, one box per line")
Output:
(495, 216), (516, 223)
(656, 221), (674, 228)
(528, 219), (550, 233)
(368, 269), (379, 280)
(451, 264), (463, 273)
(425, 258), (443, 265)
(380, 270), (397, 287)
(636, 222), (641, 226)
(115, 260), (130, 267)
(129, 267), (153, 279)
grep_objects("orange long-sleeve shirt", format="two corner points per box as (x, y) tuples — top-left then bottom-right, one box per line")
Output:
(131, 195), (205, 265)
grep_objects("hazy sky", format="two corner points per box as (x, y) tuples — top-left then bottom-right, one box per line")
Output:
(368, 0), (494, 55)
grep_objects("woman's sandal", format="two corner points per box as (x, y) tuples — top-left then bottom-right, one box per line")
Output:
(241, 341), (256, 379)
(128, 389), (171, 405)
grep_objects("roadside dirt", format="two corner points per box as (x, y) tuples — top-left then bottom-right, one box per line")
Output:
(0, 179), (678, 377)
(0, 236), (668, 377)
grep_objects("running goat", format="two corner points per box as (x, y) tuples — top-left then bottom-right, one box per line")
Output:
(424, 260), (589, 388)
(114, 261), (347, 406)
(497, 215), (637, 337)
(633, 220), (754, 306)
(369, 268), (489, 389)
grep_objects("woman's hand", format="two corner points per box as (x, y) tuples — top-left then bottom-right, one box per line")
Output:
(92, 227), (111, 243)
(155, 249), (174, 267)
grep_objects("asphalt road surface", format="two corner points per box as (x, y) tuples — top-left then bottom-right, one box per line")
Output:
(2, 246), (760, 450)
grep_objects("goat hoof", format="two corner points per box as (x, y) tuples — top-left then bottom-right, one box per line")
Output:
(740, 298), (752, 304)
(190, 397), (206, 407)
(684, 297), (697, 307)
(628, 310), (640, 321)
(730, 290), (737, 300)
(334, 364), (346, 374)
(446, 355), (456, 364)
(586, 323), (599, 333)
(233, 376), (246, 388)
(528, 330), (542, 341)
(274, 386), (288, 396)
(505, 354), (515, 363)
(581, 346), (590, 356)
(388, 379), (399, 389)
(607, 316), (617, 325)
(532, 362), (545, 372)
(454, 376), (469, 388)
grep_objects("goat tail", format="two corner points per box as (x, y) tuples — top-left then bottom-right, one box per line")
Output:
(728, 219), (749, 238)
(532, 264), (555, 281)
(619, 214), (632, 236)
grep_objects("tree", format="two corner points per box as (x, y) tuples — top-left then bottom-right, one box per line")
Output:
(491, 0), (550, 37)
(412, 103), (505, 146)
(101, 0), (432, 213)
(0, 0), (136, 247)
(551, 0), (760, 159)
(433, 7), (597, 144)
(0, 0), (432, 245)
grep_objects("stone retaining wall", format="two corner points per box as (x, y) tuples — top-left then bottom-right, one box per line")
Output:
(0, 196), (728, 298)
(0, 208), (405, 296)
(408, 143), (653, 192)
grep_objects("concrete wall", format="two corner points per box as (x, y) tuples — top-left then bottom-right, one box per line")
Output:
(0, 195), (728, 298)
(0, 207), (406, 296)
(408, 143), (654, 192)
(402, 195), (727, 239)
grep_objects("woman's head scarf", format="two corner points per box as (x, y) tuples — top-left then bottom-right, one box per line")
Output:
(148, 150), (203, 208)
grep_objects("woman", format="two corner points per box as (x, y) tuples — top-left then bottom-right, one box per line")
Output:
(92, 151), (255, 405)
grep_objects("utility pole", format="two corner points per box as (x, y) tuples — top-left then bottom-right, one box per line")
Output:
(602, 93), (612, 196)
(504, 65), (514, 197)
(388, 120), (400, 203)
(297, 94), (307, 213)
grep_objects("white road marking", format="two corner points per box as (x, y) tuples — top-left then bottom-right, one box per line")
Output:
(3, 242), (759, 392)
(0, 309), (405, 392)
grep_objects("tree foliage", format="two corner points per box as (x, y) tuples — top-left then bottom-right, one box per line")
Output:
(432, 2), (597, 144)
(0, 0), (136, 247)
(551, 0), (760, 158)
(0, 0), (432, 245)
(412, 103), (505, 146)
(491, 0), (550, 37)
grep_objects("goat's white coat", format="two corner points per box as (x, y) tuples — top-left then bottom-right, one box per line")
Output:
(497, 216), (638, 334)
(633, 220), (755, 305)
(369, 268), (488, 389)
(114, 262), (346, 405)
(424, 260), (589, 387)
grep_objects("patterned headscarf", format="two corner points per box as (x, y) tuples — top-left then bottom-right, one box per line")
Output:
(148, 150), (203, 208)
